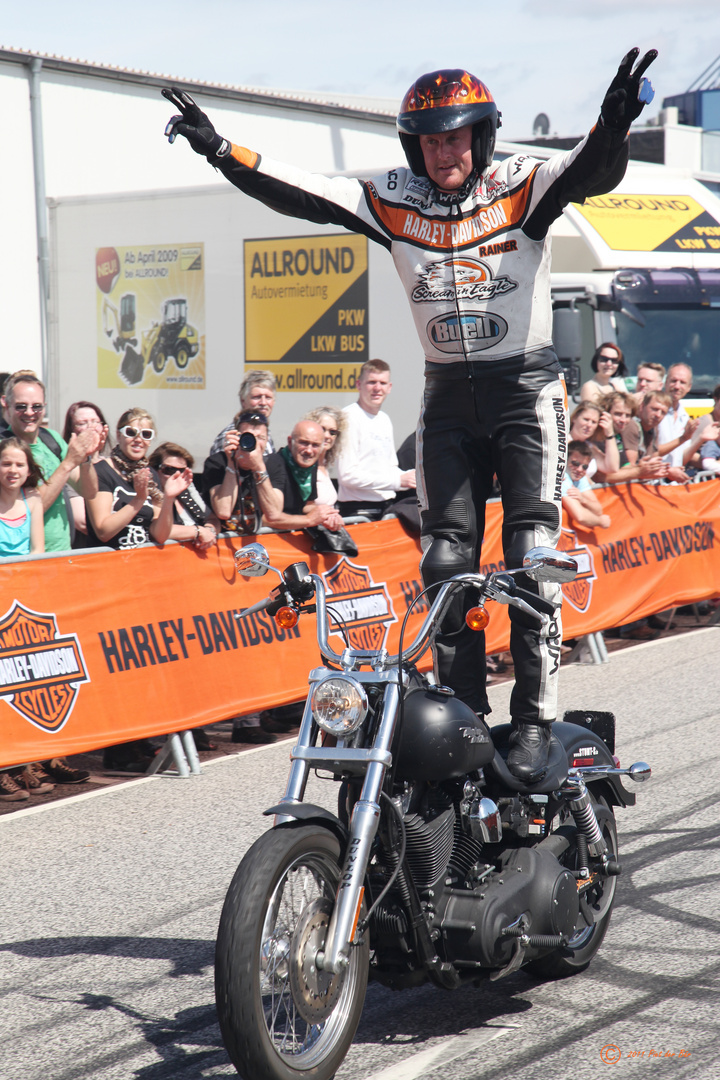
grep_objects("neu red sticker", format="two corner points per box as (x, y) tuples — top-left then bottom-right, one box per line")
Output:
(0, 602), (90, 732)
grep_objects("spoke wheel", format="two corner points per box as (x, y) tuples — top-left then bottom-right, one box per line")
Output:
(216, 824), (369, 1080)
(527, 795), (618, 978)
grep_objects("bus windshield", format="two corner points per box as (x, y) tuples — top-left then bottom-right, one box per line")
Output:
(613, 269), (720, 398)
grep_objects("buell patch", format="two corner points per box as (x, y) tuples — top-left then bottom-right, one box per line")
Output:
(0, 602), (89, 732)
(322, 558), (397, 651)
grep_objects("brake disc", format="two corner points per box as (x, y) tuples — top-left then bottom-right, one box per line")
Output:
(288, 897), (345, 1024)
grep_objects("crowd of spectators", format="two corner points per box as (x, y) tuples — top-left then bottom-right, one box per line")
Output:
(575, 351), (720, 513)
(2, 351), (720, 790)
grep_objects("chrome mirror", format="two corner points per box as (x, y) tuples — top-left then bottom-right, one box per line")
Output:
(234, 543), (271, 577)
(522, 546), (578, 583)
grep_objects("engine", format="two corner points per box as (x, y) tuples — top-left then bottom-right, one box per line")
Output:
(370, 780), (579, 978)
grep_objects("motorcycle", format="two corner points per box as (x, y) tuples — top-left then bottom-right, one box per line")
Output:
(215, 543), (650, 1080)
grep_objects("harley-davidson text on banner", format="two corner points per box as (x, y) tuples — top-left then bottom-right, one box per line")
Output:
(0, 480), (718, 768)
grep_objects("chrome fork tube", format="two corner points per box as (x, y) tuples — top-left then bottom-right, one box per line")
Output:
(317, 682), (401, 974)
(273, 695), (315, 824)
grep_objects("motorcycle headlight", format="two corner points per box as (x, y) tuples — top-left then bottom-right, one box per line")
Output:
(311, 676), (368, 737)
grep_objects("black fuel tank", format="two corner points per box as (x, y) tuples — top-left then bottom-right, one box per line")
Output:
(393, 686), (494, 782)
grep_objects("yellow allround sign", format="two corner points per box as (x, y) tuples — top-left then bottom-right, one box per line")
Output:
(574, 193), (720, 252)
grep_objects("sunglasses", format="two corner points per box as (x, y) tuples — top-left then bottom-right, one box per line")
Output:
(14, 402), (44, 414)
(568, 459), (590, 471)
(598, 356), (619, 364)
(158, 463), (186, 476)
(321, 427), (339, 437)
(119, 425), (154, 441)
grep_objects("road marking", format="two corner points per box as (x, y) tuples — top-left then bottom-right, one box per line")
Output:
(360, 1025), (514, 1080)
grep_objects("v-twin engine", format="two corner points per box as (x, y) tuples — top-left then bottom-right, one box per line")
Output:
(381, 791), (579, 971)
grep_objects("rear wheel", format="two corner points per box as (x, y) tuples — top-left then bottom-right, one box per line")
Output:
(527, 795), (618, 978)
(216, 824), (369, 1080)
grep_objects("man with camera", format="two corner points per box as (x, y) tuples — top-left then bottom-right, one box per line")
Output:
(202, 410), (270, 534)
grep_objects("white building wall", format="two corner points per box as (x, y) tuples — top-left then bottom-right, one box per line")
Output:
(0, 53), (400, 400)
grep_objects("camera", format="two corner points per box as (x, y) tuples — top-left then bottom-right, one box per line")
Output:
(239, 431), (257, 451)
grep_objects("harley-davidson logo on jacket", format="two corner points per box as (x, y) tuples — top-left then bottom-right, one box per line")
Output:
(217, 123), (627, 367)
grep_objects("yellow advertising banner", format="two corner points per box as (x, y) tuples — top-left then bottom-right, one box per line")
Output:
(573, 194), (720, 253)
(1, 481), (718, 768)
(244, 233), (368, 392)
(96, 243), (205, 390)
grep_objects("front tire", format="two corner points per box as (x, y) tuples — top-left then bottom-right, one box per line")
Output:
(151, 346), (166, 373)
(527, 795), (618, 978)
(215, 824), (369, 1080)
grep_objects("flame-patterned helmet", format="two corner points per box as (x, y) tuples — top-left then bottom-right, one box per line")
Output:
(397, 69), (501, 179)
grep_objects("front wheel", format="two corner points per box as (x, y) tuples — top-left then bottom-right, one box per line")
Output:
(151, 346), (166, 373)
(215, 824), (369, 1080)
(527, 795), (618, 978)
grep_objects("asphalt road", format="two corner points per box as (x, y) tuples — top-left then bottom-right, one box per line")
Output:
(2, 628), (719, 1080)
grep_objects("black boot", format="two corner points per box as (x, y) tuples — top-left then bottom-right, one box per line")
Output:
(507, 722), (553, 782)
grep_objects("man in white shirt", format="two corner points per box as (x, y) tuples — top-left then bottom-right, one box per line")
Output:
(657, 363), (698, 468)
(337, 360), (416, 520)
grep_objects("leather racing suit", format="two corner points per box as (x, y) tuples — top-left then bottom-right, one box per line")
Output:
(213, 121), (629, 722)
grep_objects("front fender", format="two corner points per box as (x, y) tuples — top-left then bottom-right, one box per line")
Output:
(263, 802), (349, 846)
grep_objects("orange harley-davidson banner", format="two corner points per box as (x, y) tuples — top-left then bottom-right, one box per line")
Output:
(0, 480), (718, 768)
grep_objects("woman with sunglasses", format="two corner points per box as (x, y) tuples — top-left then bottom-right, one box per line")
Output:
(580, 342), (629, 403)
(148, 441), (219, 550)
(85, 408), (191, 549)
(304, 406), (346, 507)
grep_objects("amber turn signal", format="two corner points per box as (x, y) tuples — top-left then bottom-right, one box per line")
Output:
(275, 606), (299, 628)
(465, 606), (490, 631)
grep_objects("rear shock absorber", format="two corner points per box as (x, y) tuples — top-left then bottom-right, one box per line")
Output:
(561, 777), (607, 857)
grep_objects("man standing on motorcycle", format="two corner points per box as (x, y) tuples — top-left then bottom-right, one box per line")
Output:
(163, 48), (656, 782)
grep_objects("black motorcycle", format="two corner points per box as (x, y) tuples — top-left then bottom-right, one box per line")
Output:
(215, 543), (650, 1080)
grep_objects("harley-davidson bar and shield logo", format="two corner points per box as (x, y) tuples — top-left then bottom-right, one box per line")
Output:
(0, 601), (90, 732)
(322, 558), (397, 651)
(557, 527), (597, 613)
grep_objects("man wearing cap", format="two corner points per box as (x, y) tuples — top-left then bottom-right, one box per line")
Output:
(164, 48), (656, 782)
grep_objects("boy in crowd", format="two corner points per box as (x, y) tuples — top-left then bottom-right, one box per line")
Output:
(562, 441), (611, 530)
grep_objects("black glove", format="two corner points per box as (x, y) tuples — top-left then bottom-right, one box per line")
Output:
(162, 87), (229, 159)
(601, 48), (658, 130)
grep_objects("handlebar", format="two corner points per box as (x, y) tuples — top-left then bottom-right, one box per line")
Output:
(236, 588), (283, 619)
(313, 569), (556, 670)
(234, 545), (573, 671)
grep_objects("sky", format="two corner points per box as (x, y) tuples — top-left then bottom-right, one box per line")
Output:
(3, 0), (720, 140)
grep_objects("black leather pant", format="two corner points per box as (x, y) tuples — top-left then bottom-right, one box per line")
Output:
(416, 357), (567, 724)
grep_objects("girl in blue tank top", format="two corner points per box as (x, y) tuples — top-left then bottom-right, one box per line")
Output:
(0, 437), (44, 556)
